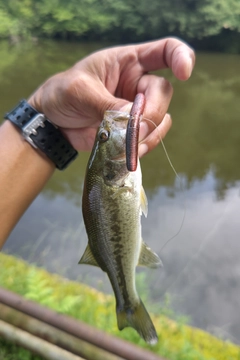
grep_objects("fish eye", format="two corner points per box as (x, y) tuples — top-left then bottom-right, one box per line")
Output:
(98, 129), (110, 142)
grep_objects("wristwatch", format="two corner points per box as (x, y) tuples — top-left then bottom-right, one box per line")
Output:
(5, 100), (78, 170)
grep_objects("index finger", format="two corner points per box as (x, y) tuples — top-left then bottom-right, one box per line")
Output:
(135, 37), (195, 81)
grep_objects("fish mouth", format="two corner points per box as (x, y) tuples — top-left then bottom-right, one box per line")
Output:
(105, 110), (129, 121)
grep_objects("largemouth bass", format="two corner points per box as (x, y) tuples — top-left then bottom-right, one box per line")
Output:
(80, 110), (162, 344)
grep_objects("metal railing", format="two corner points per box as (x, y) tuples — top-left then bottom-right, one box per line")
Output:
(0, 287), (166, 360)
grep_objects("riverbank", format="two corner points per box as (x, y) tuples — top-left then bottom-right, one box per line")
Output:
(0, 252), (239, 360)
(1, 0), (240, 53)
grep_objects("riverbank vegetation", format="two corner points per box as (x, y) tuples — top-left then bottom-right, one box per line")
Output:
(0, 0), (240, 52)
(0, 252), (239, 360)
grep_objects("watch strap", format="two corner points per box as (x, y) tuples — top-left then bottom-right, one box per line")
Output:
(29, 120), (78, 170)
(5, 100), (78, 170)
(5, 100), (38, 129)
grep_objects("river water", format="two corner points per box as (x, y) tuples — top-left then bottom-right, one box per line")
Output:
(1, 40), (240, 344)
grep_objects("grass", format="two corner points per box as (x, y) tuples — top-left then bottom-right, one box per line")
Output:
(0, 252), (239, 360)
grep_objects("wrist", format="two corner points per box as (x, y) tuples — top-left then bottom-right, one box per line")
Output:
(4, 100), (78, 170)
(2, 120), (55, 170)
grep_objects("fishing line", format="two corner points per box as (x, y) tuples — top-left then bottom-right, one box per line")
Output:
(141, 116), (186, 253)
(159, 194), (232, 297)
(141, 117), (233, 302)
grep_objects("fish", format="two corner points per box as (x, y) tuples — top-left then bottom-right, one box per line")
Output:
(79, 109), (162, 344)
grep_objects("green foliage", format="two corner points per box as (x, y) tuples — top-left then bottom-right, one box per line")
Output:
(24, 269), (81, 313)
(0, 9), (15, 38)
(159, 0), (240, 39)
(0, 0), (239, 51)
(33, 0), (114, 38)
(0, 337), (43, 360)
(0, 252), (240, 360)
(0, 0), (36, 38)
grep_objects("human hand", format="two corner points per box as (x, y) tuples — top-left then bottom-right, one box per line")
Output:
(29, 38), (195, 156)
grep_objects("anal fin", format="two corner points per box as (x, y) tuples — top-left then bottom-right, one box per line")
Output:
(138, 242), (163, 269)
(78, 244), (99, 267)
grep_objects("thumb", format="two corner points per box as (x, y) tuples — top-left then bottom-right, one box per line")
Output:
(97, 91), (130, 116)
(117, 102), (133, 113)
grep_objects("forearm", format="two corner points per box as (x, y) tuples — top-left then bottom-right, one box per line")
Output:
(0, 120), (55, 248)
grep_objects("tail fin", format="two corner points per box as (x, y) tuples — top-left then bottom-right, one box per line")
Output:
(116, 299), (158, 345)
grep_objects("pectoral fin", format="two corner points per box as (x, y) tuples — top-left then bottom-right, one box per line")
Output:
(78, 244), (99, 267)
(111, 186), (132, 199)
(138, 242), (163, 269)
(140, 186), (148, 217)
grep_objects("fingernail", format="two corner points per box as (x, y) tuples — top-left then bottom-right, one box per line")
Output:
(138, 143), (148, 158)
(119, 103), (132, 112)
(186, 54), (194, 78)
(139, 121), (149, 142)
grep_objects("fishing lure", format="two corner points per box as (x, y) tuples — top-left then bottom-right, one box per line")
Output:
(126, 93), (145, 172)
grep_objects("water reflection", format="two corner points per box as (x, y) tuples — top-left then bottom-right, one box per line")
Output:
(1, 40), (240, 344)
